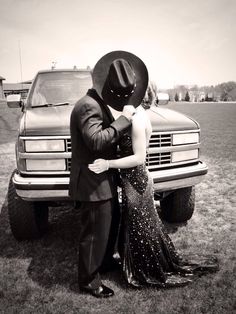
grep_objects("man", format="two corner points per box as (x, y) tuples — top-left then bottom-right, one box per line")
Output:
(69, 51), (148, 298)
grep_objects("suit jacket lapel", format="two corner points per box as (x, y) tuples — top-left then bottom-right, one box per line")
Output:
(87, 89), (114, 122)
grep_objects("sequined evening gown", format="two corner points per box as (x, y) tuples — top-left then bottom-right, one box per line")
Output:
(119, 133), (219, 288)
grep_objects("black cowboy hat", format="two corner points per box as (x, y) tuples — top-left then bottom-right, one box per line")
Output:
(92, 50), (149, 111)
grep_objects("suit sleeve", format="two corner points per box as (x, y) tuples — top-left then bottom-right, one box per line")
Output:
(77, 101), (131, 152)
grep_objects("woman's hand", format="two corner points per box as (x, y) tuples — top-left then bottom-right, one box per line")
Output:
(88, 159), (109, 174)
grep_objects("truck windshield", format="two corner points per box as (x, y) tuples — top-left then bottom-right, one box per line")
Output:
(29, 71), (92, 107)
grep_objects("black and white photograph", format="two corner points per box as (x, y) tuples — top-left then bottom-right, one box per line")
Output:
(0, 0), (235, 313)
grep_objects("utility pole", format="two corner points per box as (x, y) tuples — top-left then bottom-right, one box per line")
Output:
(18, 40), (23, 87)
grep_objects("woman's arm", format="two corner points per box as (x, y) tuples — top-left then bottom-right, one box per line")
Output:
(88, 113), (147, 173)
(110, 114), (147, 168)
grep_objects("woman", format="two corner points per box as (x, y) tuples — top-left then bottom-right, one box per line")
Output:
(88, 85), (218, 288)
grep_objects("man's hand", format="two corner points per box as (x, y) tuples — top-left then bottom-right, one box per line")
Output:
(122, 105), (136, 121)
(88, 159), (109, 174)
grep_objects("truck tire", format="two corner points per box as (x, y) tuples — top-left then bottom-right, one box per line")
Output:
(159, 187), (195, 223)
(7, 171), (49, 240)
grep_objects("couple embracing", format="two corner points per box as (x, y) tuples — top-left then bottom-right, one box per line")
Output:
(69, 51), (218, 298)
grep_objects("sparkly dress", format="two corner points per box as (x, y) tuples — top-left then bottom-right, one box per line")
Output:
(119, 133), (218, 288)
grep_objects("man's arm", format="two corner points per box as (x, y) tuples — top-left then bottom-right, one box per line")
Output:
(77, 100), (134, 152)
(88, 113), (147, 173)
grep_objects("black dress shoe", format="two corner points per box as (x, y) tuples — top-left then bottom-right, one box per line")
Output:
(80, 284), (114, 298)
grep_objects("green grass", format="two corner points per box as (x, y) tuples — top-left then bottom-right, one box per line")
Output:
(0, 102), (235, 313)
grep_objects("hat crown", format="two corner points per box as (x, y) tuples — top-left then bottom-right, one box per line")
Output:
(92, 50), (148, 111)
(108, 59), (136, 98)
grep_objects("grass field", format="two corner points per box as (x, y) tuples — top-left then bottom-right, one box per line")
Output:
(0, 101), (235, 313)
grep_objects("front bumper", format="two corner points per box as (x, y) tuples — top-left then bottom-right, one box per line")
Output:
(150, 161), (208, 192)
(13, 161), (208, 201)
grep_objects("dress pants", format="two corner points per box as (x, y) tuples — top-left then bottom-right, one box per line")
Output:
(77, 197), (120, 289)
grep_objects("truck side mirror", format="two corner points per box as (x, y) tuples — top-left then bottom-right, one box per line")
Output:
(156, 93), (169, 106)
(6, 94), (22, 108)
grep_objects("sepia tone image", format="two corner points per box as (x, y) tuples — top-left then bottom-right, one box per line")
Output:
(0, 0), (235, 313)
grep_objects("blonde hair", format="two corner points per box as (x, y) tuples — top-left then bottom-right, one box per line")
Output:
(150, 81), (158, 101)
(141, 81), (158, 109)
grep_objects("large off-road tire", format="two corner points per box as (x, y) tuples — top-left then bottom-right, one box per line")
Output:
(7, 171), (49, 240)
(159, 187), (195, 223)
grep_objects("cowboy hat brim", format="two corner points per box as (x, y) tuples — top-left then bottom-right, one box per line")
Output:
(92, 50), (149, 110)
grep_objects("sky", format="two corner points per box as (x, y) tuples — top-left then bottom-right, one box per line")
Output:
(0, 0), (235, 88)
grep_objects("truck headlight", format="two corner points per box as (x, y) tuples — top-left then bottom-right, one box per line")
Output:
(26, 159), (66, 171)
(25, 140), (65, 152)
(172, 133), (199, 145)
(172, 149), (198, 162)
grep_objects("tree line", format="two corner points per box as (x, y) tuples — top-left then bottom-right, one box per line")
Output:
(164, 81), (236, 102)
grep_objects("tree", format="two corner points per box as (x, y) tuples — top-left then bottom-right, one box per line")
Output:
(220, 91), (228, 101)
(174, 92), (179, 102)
(185, 91), (190, 102)
(160, 81), (236, 102)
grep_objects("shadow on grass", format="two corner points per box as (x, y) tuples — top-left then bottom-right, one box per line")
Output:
(0, 195), (127, 292)
(0, 190), (187, 294)
(155, 204), (187, 234)
(162, 221), (187, 234)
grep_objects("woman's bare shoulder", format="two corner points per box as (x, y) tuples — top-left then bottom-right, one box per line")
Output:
(133, 107), (150, 125)
(132, 110), (145, 127)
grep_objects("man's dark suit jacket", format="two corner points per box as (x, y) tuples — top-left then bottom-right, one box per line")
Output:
(69, 89), (131, 202)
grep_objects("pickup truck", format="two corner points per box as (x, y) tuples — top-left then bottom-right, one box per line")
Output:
(7, 69), (208, 240)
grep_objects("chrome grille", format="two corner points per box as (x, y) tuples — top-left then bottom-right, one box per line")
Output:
(146, 152), (171, 168)
(149, 133), (171, 148)
(65, 131), (198, 173)
(146, 133), (172, 171)
(67, 158), (71, 171)
(66, 138), (71, 152)
(66, 138), (71, 171)
(65, 134), (173, 172)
